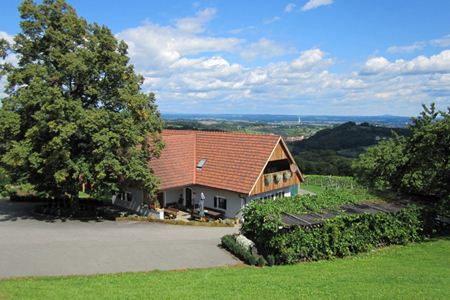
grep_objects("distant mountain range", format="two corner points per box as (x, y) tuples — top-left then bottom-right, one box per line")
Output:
(162, 113), (412, 127)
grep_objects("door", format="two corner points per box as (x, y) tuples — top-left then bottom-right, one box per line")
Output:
(185, 188), (192, 208)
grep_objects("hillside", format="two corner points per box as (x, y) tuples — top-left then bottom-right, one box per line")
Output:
(291, 122), (410, 151)
(289, 122), (410, 175)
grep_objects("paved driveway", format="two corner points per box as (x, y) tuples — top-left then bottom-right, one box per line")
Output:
(0, 200), (239, 278)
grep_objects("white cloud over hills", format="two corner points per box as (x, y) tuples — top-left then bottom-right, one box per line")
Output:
(1, 8), (450, 115)
(113, 8), (450, 115)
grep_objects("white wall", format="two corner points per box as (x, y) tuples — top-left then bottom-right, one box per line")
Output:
(164, 188), (184, 205)
(112, 187), (145, 212)
(112, 184), (295, 217)
(189, 185), (243, 218)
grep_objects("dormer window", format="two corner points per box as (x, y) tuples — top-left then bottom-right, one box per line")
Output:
(197, 159), (206, 170)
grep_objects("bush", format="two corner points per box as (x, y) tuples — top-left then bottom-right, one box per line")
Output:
(266, 255), (275, 266)
(257, 256), (267, 267)
(268, 206), (423, 264)
(221, 235), (262, 266)
(241, 190), (373, 252)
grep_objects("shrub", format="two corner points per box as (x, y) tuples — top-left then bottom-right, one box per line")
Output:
(257, 256), (267, 267)
(268, 206), (423, 264)
(221, 235), (262, 266)
(241, 190), (372, 251)
(266, 255), (275, 266)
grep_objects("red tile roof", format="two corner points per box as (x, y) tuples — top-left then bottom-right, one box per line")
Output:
(148, 130), (281, 194)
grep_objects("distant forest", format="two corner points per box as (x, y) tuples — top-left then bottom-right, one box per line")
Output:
(288, 122), (410, 176)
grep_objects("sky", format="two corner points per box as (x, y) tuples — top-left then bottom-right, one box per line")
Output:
(1, 0), (450, 116)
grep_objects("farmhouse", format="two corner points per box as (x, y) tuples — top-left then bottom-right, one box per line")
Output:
(113, 130), (304, 218)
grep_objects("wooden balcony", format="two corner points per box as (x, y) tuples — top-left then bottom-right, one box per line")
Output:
(250, 170), (300, 195)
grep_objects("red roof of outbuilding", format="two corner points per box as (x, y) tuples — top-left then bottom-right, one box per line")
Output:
(148, 130), (281, 194)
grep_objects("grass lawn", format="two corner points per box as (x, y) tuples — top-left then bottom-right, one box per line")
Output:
(0, 239), (449, 299)
(301, 184), (324, 194)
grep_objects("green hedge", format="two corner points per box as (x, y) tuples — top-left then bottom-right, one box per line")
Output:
(268, 206), (423, 264)
(241, 192), (371, 251)
(221, 235), (266, 266)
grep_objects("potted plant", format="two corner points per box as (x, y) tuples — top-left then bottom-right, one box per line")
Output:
(264, 174), (273, 185)
(283, 170), (292, 181)
(154, 200), (161, 211)
(273, 173), (282, 183)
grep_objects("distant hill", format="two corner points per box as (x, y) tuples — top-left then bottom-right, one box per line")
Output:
(289, 122), (410, 176)
(291, 122), (410, 151)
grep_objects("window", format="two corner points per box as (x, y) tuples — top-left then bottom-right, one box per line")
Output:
(126, 192), (133, 202)
(275, 191), (285, 199)
(117, 192), (124, 201)
(197, 159), (207, 170)
(213, 196), (227, 210)
(264, 159), (290, 174)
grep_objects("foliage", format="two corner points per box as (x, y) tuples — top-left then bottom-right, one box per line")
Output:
(303, 174), (361, 190)
(295, 150), (353, 175)
(269, 206), (423, 264)
(241, 189), (374, 249)
(292, 121), (410, 151)
(353, 104), (450, 203)
(290, 122), (410, 176)
(0, 240), (449, 299)
(0, 0), (163, 200)
(221, 235), (260, 266)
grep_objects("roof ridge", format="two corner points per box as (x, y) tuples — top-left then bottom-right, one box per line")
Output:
(163, 129), (279, 138)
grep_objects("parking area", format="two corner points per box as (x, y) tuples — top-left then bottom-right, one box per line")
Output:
(0, 200), (239, 278)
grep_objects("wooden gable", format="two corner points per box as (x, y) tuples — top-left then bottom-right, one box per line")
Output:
(249, 138), (303, 196)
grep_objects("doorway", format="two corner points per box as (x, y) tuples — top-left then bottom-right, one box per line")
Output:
(185, 188), (193, 208)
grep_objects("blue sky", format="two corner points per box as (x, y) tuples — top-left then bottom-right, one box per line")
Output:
(1, 0), (450, 116)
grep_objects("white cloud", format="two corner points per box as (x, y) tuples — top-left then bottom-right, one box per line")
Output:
(430, 34), (450, 48)
(291, 48), (332, 70)
(0, 31), (18, 100)
(117, 22), (240, 71)
(0, 31), (17, 64)
(386, 33), (450, 54)
(0, 31), (14, 44)
(1, 11), (449, 115)
(361, 50), (450, 75)
(387, 42), (425, 54)
(119, 7), (449, 115)
(228, 26), (256, 34)
(175, 8), (216, 33)
(240, 38), (294, 60)
(285, 3), (296, 13)
(263, 16), (281, 24)
(301, 0), (333, 11)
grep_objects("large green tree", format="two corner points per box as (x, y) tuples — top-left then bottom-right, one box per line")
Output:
(0, 0), (163, 200)
(353, 103), (450, 203)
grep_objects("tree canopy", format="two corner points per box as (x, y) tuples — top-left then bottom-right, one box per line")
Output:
(0, 0), (163, 199)
(353, 103), (450, 203)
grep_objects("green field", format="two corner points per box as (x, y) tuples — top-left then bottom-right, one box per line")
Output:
(301, 183), (324, 194)
(0, 239), (448, 299)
